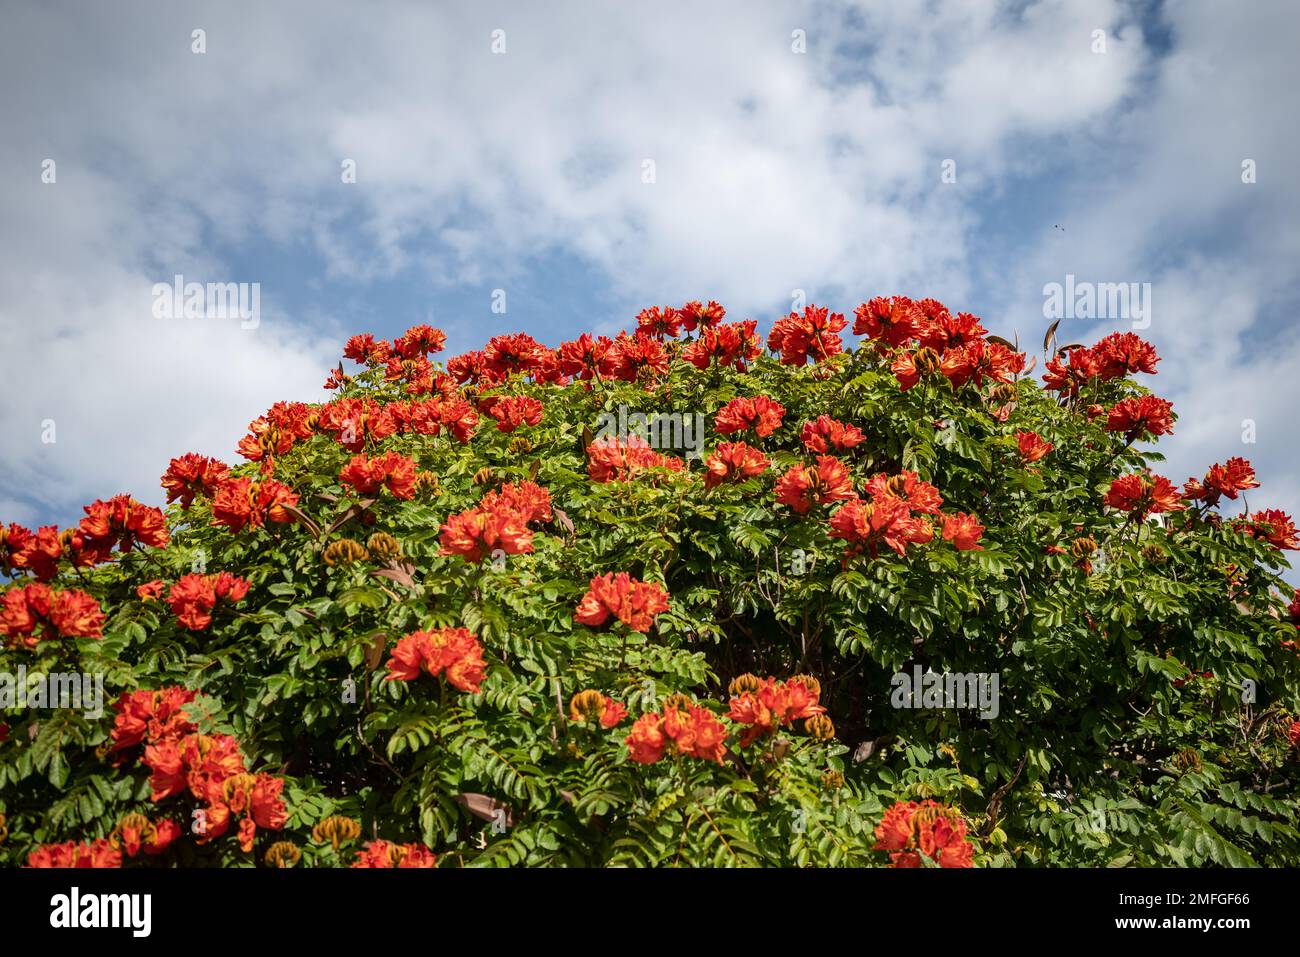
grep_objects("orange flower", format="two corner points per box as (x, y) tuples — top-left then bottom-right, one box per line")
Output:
(767, 305), (846, 365)
(573, 572), (670, 633)
(78, 494), (169, 555)
(774, 456), (855, 515)
(941, 512), (986, 551)
(110, 687), (197, 752)
(488, 395), (544, 432)
(352, 840), (437, 868)
(800, 415), (865, 453)
(339, 450), (417, 500)
(1104, 472), (1185, 518)
(726, 677), (826, 747)
(874, 800), (975, 868)
(1106, 395), (1175, 439)
(1183, 457), (1259, 506)
(161, 453), (230, 509)
(586, 435), (685, 483)
(1015, 430), (1052, 463)
(713, 396), (786, 437)
(166, 572), (250, 630)
(385, 627), (487, 693)
(438, 497), (535, 563)
(0, 583), (105, 648)
(703, 441), (770, 488)
(26, 839), (121, 869)
(853, 296), (922, 346)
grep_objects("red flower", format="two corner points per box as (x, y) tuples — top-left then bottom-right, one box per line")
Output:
(437, 494), (537, 563)
(915, 307), (986, 353)
(1106, 395), (1175, 439)
(626, 703), (728, 763)
(484, 332), (549, 379)
(678, 299), (726, 331)
(714, 396), (786, 438)
(829, 497), (933, 558)
(1093, 332), (1159, 379)
(1104, 472), (1186, 517)
(569, 691), (629, 728)
(1288, 721), (1300, 749)
(1042, 346), (1102, 395)
(211, 477), (301, 531)
(938, 339), (1024, 389)
(635, 305), (683, 339)
(166, 572), (250, 631)
(585, 435), (684, 483)
(767, 305), (847, 365)
(682, 319), (763, 371)
(352, 840), (437, 868)
(0, 583), (105, 648)
(606, 332), (670, 382)
(394, 323), (447, 358)
(481, 480), (553, 525)
(800, 415), (865, 453)
(161, 453), (230, 509)
(574, 572), (670, 633)
(1238, 509), (1298, 550)
(558, 333), (616, 382)
(339, 451), (418, 500)
(1183, 457), (1259, 506)
(343, 333), (392, 365)
(488, 394), (544, 432)
(727, 677), (825, 747)
(1015, 430), (1053, 463)
(874, 800), (975, 868)
(385, 627), (487, 693)
(110, 687), (197, 752)
(3, 524), (64, 580)
(774, 456), (856, 515)
(863, 471), (944, 515)
(704, 442), (770, 488)
(853, 296), (922, 347)
(26, 839), (121, 869)
(941, 512), (986, 550)
(78, 494), (169, 556)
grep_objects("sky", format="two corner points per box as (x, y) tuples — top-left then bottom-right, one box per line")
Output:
(2, 0), (1298, 579)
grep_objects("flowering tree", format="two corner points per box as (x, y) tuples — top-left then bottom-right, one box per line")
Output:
(2, 298), (1298, 868)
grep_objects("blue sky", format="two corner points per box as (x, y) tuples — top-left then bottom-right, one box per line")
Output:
(2, 0), (1298, 582)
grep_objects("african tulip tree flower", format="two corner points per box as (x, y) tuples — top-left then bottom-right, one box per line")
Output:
(111, 813), (181, 858)
(339, 450), (418, 500)
(569, 689), (629, 728)
(167, 572), (250, 631)
(727, 676), (825, 748)
(829, 497), (933, 558)
(1016, 430), (1053, 463)
(161, 453), (230, 509)
(941, 512), (986, 550)
(874, 800), (975, 868)
(394, 323), (447, 358)
(110, 687), (198, 752)
(607, 331), (671, 381)
(1105, 472), (1185, 518)
(1184, 457), (1259, 506)
(0, 583), (105, 647)
(713, 395), (786, 437)
(78, 494), (169, 556)
(438, 496), (536, 563)
(682, 319), (763, 371)
(767, 305), (847, 365)
(863, 471), (943, 514)
(801, 415), (865, 453)
(678, 299), (726, 331)
(143, 732), (247, 803)
(385, 627), (487, 693)
(0, 524), (63, 580)
(487, 394), (544, 432)
(774, 456), (855, 515)
(636, 305), (683, 339)
(853, 296), (922, 347)
(574, 572), (670, 633)
(1238, 509), (1299, 550)
(625, 703), (728, 764)
(343, 333), (392, 365)
(210, 476), (300, 532)
(585, 435), (684, 483)
(352, 840), (437, 868)
(558, 333), (616, 382)
(1106, 395), (1175, 440)
(703, 442), (770, 488)
(26, 839), (121, 869)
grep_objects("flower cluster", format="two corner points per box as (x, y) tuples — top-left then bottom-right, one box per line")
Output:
(569, 689), (629, 728)
(874, 799), (975, 868)
(1184, 457), (1259, 507)
(386, 627), (488, 693)
(768, 305), (847, 365)
(585, 435), (685, 483)
(726, 676), (825, 747)
(1104, 472), (1185, 518)
(486, 394), (544, 432)
(110, 813), (182, 858)
(1015, 430), (1052, 463)
(110, 687), (197, 752)
(713, 395), (785, 437)
(77, 494), (169, 562)
(1043, 331), (1160, 395)
(351, 840), (437, 868)
(438, 480), (552, 562)
(703, 441), (770, 488)
(339, 450), (418, 499)
(0, 583), (104, 648)
(774, 455), (856, 515)
(626, 700), (728, 763)
(872, 297), (1023, 391)
(167, 572), (250, 631)
(801, 415), (865, 453)
(1106, 395), (1175, 440)
(574, 572), (670, 633)
(210, 476), (300, 531)
(161, 453), (231, 509)
(1236, 509), (1299, 550)
(682, 319), (762, 371)
(27, 839), (121, 869)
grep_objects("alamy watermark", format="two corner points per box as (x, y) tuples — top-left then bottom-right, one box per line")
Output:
(0, 667), (104, 718)
(151, 274), (260, 329)
(594, 404), (706, 460)
(1042, 274), (1151, 330)
(890, 666), (999, 719)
